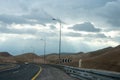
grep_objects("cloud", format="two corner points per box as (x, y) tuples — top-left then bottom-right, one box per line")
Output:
(0, 0), (115, 25)
(69, 22), (101, 32)
(64, 31), (107, 38)
(64, 32), (82, 37)
(0, 23), (38, 35)
(49, 25), (56, 30)
(0, 0), (118, 27)
(85, 33), (107, 38)
(0, 0), (120, 55)
(22, 9), (55, 25)
(0, 12), (53, 25)
(0, 23), (58, 39)
(0, 14), (28, 24)
(97, 0), (120, 27)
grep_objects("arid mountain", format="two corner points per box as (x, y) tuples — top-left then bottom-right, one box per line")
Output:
(0, 52), (13, 57)
(46, 45), (120, 72)
(0, 45), (120, 72)
(15, 53), (40, 59)
(64, 46), (116, 67)
(82, 45), (120, 72)
(0, 52), (45, 63)
(0, 52), (16, 63)
(14, 53), (44, 63)
(85, 47), (113, 58)
(60, 48), (115, 66)
(46, 52), (85, 66)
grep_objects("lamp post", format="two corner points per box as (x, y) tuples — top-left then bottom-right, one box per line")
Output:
(52, 18), (62, 64)
(41, 38), (46, 64)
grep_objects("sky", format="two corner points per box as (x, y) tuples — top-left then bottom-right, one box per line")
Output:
(0, 0), (120, 55)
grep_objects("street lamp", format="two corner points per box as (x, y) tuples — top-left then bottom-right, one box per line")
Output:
(41, 38), (46, 64)
(52, 18), (62, 64)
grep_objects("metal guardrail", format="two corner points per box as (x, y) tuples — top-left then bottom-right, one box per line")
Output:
(49, 64), (120, 80)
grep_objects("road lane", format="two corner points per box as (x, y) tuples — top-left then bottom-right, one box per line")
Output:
(0, 63), (17, 72)
(36, 65), (78, 80)
(0, 64), (40, 80)
(32, 66), (42, 80)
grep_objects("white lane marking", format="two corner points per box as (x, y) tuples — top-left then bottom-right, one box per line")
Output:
(0, 65), (20, 72)
(13, 70), (19, 74)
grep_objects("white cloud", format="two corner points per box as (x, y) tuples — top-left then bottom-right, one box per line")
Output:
(0, 0), (119, 55)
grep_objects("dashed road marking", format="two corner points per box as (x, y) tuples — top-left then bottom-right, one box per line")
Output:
(0, 65), (20, 73)
(13, 70), (19, 74)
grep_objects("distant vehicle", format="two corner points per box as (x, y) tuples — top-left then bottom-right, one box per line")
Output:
(24, 62), (28, 64)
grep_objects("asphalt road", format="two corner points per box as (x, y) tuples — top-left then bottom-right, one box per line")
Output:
(0, 63), (40, 80)
(0, 64), (8, 66)
(36, 65), (78, 80)
(0, 64), (79, 80)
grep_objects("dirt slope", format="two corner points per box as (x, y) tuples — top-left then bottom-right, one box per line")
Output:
(82, 45), (120, 72)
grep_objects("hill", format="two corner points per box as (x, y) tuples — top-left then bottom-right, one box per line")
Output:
(0, 45), (120, 72)
(86, 47), (113, 58)
(46, 52), (84, 65)
(60, 46), (116, 67)
(0, 52), (16, 63)
(82, 45), (120, 72)
(46, 45), (120, 72)
(14, 53), (44, 63)
(0, 52), (13, 57)
(0, 52), (45, 63)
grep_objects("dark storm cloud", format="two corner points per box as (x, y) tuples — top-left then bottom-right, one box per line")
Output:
(69, 22), (101, 32)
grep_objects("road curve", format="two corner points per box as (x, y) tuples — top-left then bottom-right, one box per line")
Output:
(36, 64), (78, 80)
(0, 63), (40, 80)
